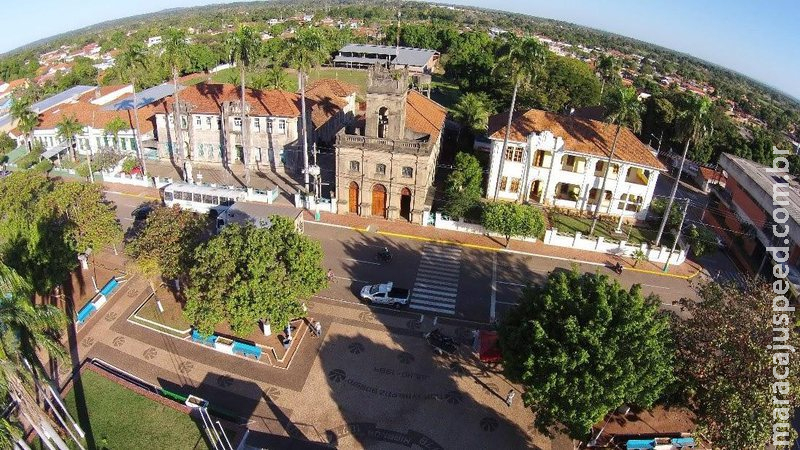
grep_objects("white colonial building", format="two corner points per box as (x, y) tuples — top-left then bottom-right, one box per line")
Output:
(485, 109), (666, 220)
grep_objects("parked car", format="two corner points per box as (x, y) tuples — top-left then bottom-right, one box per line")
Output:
(131, 205), (154, 221)
(0, 170), (11, 178)
(360, 282), (411, 308)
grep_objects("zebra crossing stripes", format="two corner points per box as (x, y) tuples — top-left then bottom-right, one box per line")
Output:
(409, 244), (462, 315)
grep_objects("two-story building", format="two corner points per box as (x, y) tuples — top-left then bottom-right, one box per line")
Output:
(154, 81), (353, 173)
(21, 84), (163, 161)
(485, 109), (666, 220)
(710, 153), (800, 287)
(334, 66), (447, 224)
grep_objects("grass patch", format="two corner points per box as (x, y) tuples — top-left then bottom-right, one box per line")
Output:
(63, 370), (207, 450)
(210, 67), (368, 95)
(134, 287), (192, 332)
(430, 74), (460, 111)
(548, 211), (657, 245)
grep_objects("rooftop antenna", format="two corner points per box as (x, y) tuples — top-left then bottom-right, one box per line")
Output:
(395, 9), (401, 59)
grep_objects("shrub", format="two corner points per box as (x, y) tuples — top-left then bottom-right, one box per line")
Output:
(15, 151), (40, 170)
(121, 156), (138, 174)
(31, 159), (53, 173)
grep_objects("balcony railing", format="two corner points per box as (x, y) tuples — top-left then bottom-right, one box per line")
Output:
(337, 134), (424, 152)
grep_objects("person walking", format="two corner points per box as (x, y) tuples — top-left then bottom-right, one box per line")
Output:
(505, 389), (515, 407)
(314, 320), (322, 337)
(327, 269), (335, 283)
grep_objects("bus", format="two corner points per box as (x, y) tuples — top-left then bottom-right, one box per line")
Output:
(162, 182), (247, 214)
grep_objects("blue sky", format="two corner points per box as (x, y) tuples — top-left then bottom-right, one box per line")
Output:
(2, 0), (799, 100)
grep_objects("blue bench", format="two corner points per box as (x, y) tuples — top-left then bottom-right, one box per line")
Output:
(232, 341), (262, 359)
(76, 303), (97, 324)
(671, 438), (695, 448)
(99, 277), (119, 297)
(191, 330), (218, 346)
(626, 440), (654, 450)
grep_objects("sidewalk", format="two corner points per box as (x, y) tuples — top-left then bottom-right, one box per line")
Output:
(307, 211), (703, 279)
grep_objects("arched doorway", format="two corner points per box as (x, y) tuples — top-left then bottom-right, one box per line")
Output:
(400, 187), (412, 221)
(348, 181), (359, 214)
(371, 184), (387, 218)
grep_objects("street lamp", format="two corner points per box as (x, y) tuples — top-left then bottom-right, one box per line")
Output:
(649, 131), (664, 153)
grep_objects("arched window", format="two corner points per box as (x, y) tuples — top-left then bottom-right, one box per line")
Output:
(378, 106), (389, 138)
(375, 163), (386, 176)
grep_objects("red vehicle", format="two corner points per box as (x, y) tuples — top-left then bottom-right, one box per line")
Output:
(478, 330), (502, 363)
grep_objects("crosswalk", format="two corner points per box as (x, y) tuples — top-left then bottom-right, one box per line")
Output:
(714, 269), (747, 287)
(408, 244), (462, 315)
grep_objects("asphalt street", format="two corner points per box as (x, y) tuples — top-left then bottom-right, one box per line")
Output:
(105, 190), (696, 324)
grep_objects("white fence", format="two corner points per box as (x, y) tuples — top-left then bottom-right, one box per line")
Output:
(433, 213), (539, 243)
(246, 186), (280, 204)
(294, 193), (337, 214)
(101, 171), (153, 187)
(543, 229), (687, 265)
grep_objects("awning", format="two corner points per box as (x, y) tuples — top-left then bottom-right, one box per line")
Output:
(40, 141), (70, 160)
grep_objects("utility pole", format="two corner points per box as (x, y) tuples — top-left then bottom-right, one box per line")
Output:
(655, 138), (691, 246)
(663, 198), (690, 272)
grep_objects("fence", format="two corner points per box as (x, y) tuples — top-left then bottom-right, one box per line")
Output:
(100, 171), (153, 187)
(543, 229), (687, 265)
(245, 186), (280, 204)
(433, 213), (539, 243)
(294, 192), (337, 214)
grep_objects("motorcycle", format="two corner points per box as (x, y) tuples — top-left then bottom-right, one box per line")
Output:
(376, 246), (393, 263)
(611, 262), (623, 274)
(424, 328), (458, 356)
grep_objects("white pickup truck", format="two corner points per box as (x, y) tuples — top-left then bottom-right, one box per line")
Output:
(360, 282), (411, 308)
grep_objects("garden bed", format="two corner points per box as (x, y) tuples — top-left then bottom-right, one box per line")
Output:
(547, 211), (657, 245)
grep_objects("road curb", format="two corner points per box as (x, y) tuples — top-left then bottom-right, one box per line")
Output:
(104, 190), (160, 201)
(315, 219), (697, 279)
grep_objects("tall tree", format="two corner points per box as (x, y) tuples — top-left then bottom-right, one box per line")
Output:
(654, 94), (713, 246)
(226, 25), (261, 186)
(500, 269), (674, 438)
(47, 182), (122, 254)
(55, 114), (84, 166)
(588, 87), (643, 235)
(0, 261), (70, 449)
(185, 219), (326, 336)
(443, 152), (484, 220)
(492, 36), (548, 201)
(104, 116), (127, 152)
(126, 205), (207, 293)
(283, 28), (329, 193)
(596, 54), (618, 98)
(116, 42), (149, 174)
(452, 92), (490, 136)
(162, 28), (190, 169)
(673, 280), (800, 448)
(9, 97), (37, 151)
(482, 201), (546, 247)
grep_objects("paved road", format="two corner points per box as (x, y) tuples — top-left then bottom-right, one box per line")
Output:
(305, 222), (695, 324)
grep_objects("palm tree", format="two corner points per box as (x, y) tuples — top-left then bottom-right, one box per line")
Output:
(9, 97), (37, 151)
(491, 36), (548, 201)
(56, 114), (84, 164)
(265, 66), (290, 91)
(596, 54), (618, 98)
(452, 92), (490, 136)
(116, 42), (149, 174)
(104, 116), (127, 152)
(227, 25), (261, 186)
(282, 28), (329, 193)
(0, 261), (70, 448)
(654, 94), (713, 246)
(162, 28), (190, 170)
(588, 87), (643, 236)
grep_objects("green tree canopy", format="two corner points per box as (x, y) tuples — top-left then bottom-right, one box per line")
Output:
(482, 201), (546, 246)
(126, 205), (208, 285)
(500, 269), (675, 438)
(673, 280), (800, 448)
(46, 182), (122, 254)
(443, 152), (484, 220)
(444, 31), (498, 92)
(452, 92), (490, 135)
(185, 219), (326, 336)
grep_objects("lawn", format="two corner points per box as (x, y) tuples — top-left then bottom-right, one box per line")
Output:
(210, 66), (368, 95)
(63, 370), (207, 450)
(547, 211), (659, 245)
(430, 74), (460, 111)
(132, 285), (192, 334)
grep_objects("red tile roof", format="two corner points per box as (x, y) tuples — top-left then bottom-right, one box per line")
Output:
(305, 78), (358, 98)
(488, 109), (665, 170)
(405, 90), (447, 143)
(36, 99), (162, 134)
(163, 82), (303, 118)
